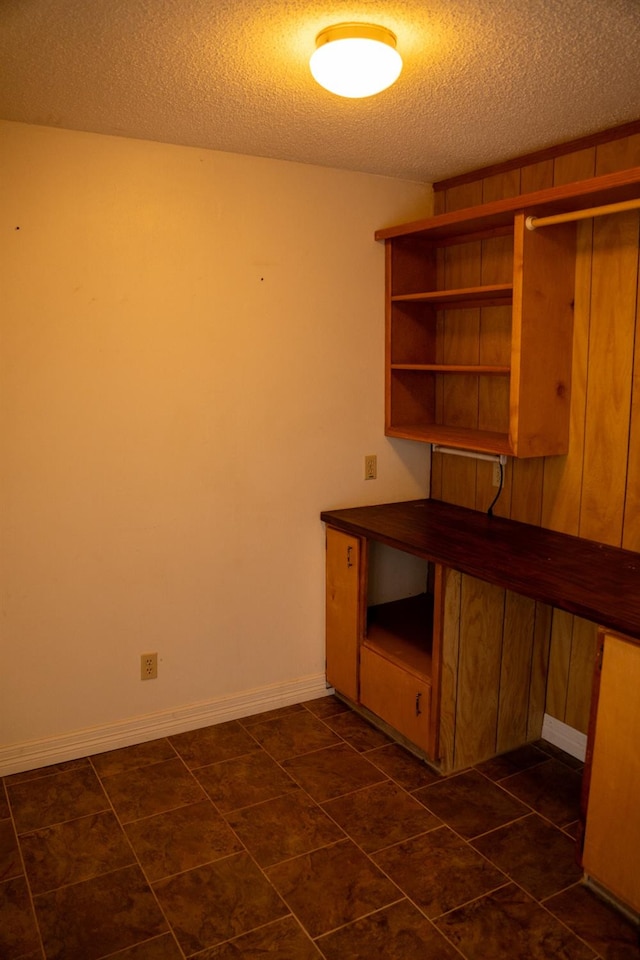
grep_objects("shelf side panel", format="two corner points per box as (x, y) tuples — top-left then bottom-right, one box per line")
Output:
(510, 213), (577, 457)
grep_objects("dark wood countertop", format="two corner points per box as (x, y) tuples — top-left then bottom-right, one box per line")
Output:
(321, 499), (640, 641)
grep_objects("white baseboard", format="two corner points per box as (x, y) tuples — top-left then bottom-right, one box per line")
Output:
(0, 673), (331, 777)
(541, 713), (587, 761)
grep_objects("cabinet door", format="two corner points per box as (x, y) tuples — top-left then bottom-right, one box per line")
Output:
(360, 646), (431, 753)
(325, 528), (364, 702)
(583, 632), (640, 913)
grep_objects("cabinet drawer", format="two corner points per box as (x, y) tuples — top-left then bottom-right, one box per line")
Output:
(360, 645), (431, 753)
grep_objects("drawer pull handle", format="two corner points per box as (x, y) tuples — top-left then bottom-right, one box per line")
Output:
(415, 692), (422, 716)
(347, 546), (354, 568)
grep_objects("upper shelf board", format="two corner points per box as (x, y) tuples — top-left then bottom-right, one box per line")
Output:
(375, 166), (640, 242)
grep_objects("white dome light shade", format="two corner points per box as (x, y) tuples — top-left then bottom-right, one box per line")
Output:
(310, 23), (402, 99)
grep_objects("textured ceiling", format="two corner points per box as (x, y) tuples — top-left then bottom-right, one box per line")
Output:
(1, 0), (639, 182)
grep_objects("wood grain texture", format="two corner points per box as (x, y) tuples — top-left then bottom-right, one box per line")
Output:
(544, 609), (572, 721)
(595, 133), (640, 176)
(437, 567), (461, 772)
(541, 220), (593, 535)
(439, 236), (481, 506)
(443, 180), (483, 214)
(520, 159), (554, 194)
(432, 121), (640, 193)
(325, 528), (363, 702)
(553, 149), (596, 186)
(583, 632), (640, 913)
(580, 212), (639, 545)
(510, 214), (576, 457)
(623, 266), (640, 552)
(497, 591), (536, 753)
(565, 618), (598, 734)
(528, 602), (552, 739)
(455, 575), (505, 768)
(482, 169), (521, 204)
(425, 130), (640, 734)
(509, 458), (543, 525)
(360, 646), (431, 754)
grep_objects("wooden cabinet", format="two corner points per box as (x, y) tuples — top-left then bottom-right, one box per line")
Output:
(325, 525), (437, 759)
(325, 528), (364, 703)
(323, 498), (640, 777)
(583, 631), (640, 916)
(324, 506), (552, 771)
(376, 166), (640, 456)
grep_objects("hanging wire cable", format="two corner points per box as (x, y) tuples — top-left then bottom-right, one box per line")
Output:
(487, 460), (504, 516)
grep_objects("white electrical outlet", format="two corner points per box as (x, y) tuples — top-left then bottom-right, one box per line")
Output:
(364, 454), (377, 480)
(492, 457), (507, 487)
(141, 653), (158, 680)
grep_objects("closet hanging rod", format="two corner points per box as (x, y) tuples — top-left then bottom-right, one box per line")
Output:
(431, 444), (507, 465)
(526, 197), (640, 231)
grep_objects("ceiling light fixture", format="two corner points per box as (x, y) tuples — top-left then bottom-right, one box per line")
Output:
(310, 23), (402, 99)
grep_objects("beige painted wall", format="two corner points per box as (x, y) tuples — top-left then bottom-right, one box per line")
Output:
(0, 121), (432, 754)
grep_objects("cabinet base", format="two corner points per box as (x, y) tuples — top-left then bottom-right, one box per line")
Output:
(333, 693), (442, 775)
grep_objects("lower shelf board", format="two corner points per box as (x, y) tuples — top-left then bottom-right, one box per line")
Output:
(366, 593), (433, 681)
(385, 421), (513, 455)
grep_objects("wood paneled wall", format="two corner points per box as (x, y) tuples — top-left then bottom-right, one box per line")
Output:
(431, 124), (640, 734)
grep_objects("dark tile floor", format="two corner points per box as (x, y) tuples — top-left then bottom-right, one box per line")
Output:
(2, 695), (639, 960)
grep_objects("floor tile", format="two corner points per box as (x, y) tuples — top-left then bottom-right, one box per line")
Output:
(4, 758), (91, 785)
(536, 740), (585, 771)
(0, 875), (41, 959)
(195, 915), (322, 959)
(545, 883), (640, 960)
(101, 757), (205, 823)
(124, 799), (243, 881)
(19, 810), (135, 894)
(91, 738), (176, 778)
(247, 712), (342, 761)
(366, 742), (441, 791)
(153, 851), (288, 955)
(7, 765), (109, 833)
(500, 759), (583, 826)
(194, 750), (299, 813)
(373, 825), (507, 918)
(282, 743), (386, 802)
(34, 864), (168, 960)
(472, 812), (582, 900)
(4, 700), (636, 960)
(0, 781), (10, 819)
(93, 933), (183, 959)
(414, 768), (530, 839)
(316, 898), (461, 960)
(226, 790), (344, 867)
(322, 711), (392, 752)
(322, 780), (440, 853)
(476, 743), (549, 781)
(0, 818), (22, 882)
(302, 695), (350, 720)
(266, 838), (400, 938)
(564, 820), (581, 840)
(435, 882), (596, 960)
(237, 703), (306, 727)
(169, 721), (260, 769)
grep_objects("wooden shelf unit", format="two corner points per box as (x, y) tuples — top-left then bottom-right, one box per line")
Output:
(378, 166), (640, 457)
